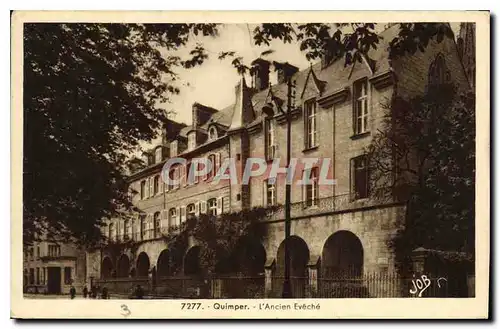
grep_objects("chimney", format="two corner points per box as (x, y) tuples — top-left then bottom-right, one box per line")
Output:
(274, 61), (299, 84)
(251, 58), (271, 91)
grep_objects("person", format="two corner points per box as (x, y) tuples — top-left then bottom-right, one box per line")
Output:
(101, 287), (109, 299)
(91, 285), (97, 299)
(82, 286), (88, 298)
(69, 286), (76, 299)
(134, 285), (144, 299)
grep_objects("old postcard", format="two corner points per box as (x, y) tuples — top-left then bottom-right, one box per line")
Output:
(11, 11), (490, 319)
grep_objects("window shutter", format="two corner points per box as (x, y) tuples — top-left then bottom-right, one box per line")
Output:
(150, 177), (155, 197)
(194, 202), (200, 217)
(216, 197), (223, 215)
(200, 201), (207, 214)
(263, 181), (267, 207)
(174, 207), (181, 226)
(180, 206), (186, 223)
(180, 165), (185, 186)
(350, 158), (355, 201)
(161, 210), (168, 232)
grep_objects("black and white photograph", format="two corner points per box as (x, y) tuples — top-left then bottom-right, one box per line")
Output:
(10, 10), (489, 319)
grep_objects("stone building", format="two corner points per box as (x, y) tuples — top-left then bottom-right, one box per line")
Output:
(23, 239), (86, 294)
(87, 24), (470, 298)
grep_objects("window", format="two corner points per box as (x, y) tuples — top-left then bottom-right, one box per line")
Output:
(174, 167), (180, 189)
(155, 147), (163, 163)
(188, 132), (196, 150)
(64, 267), (72, 284)
(265, 119), (276, 160)
(124, 220), (129, 240)
(29, 268), (34, 285)
(265, 179), (277, 206)
(154, 212), (161, 237)
(305, 99), (318, 148)
(187, 203), (196, 218)
(353, 79), (369, 135)
(30, 247), (34, 260)
(36, 268), (40, 285)
(169, 208), (177, 228)
(140, 180), (146, 199)
(428, 54), (450, 87)
(207, 198), (218, 216)
(36, 247), (40, 259)
(351, 155), (369, 200)
(140, 215), (146, 240)
(208, 126), (218, 140)
(153, 175), (160, 195)
(207, 154), (216, 179)
(305, 167), (319, 207)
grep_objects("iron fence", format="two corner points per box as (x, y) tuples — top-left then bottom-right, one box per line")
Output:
(94, 272), (472, 299)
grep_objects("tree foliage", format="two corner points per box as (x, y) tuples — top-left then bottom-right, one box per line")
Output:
(366, 83), (475, 272)
(23, 23), (218, 246)
(162, 207), (276, 275)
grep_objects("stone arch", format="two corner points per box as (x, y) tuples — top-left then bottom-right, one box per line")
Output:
(136, 252), (150, 277)
(275, 235), (310, 297)
(321, 230), (364, 277)
(101, 256), (114, 279)
(157, 249), (172, 278)
(184, 246), (201, 276)
(233, 237), (267, 275)
(117, 254), (130, 278)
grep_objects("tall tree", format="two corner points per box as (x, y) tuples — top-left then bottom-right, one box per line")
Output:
(23, 23), (218, 245)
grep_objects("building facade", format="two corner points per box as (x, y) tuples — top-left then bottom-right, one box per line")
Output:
(87, 24), (469, 298)
(23, 240), (86, 294)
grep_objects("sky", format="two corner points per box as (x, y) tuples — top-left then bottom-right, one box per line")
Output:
(143, 23), (462, 149)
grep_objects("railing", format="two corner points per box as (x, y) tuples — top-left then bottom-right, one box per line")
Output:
(95, 272), (472, 299)
(266, 189), (399, 222)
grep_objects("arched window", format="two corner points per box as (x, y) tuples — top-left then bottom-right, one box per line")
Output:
(208, 126), (218, 140)
(428, 54), (450, 87)
(207, 198), (218, 216)
(169, 208), (177, 228)
(154, 212), (161, 237)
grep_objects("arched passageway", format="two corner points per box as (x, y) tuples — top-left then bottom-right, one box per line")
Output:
(233, 238), (266, 275)
(136, 252), (150, 277)
(275, 235), (310, 297)
(157, 249), (172, 278)
(117, 254), (130, 278)
(101, 257), (114, 279)
(320, 230), (367, 298)
(184, 246), (201, 276)
(322, 230), (364, 277)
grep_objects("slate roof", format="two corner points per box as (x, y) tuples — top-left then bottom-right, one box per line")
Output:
(173, 24), (399, 140)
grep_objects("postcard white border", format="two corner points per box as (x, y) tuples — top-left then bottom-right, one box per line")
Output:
(10, 10), (490, 319)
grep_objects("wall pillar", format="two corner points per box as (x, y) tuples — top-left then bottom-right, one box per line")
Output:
(264, 258), (275, 298)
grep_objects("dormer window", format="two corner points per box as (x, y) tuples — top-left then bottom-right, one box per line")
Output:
(170, 141), (178, 157)
(188, 132), (196, 151)
(208, 126), (218, 141)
